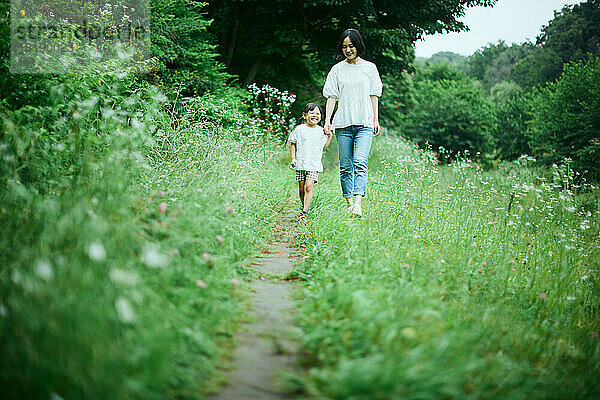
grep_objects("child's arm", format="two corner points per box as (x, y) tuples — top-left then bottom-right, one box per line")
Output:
(323, 130), (333, 151)
(290, 143), (297, 168)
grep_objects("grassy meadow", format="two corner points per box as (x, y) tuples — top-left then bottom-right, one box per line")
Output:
(0, 92), (294, 399)
(1, 78), (598, 400)
(289, 133), (600, 399)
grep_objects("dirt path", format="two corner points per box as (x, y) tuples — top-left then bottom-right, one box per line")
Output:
(210, 212), (300, 400)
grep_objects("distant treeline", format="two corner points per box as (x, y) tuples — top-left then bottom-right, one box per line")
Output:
(393, 0), (600, 182)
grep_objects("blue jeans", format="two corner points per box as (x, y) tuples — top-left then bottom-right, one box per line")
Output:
(335, 125), (374, 198)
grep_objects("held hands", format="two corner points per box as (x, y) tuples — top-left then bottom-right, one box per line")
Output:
(324, 122), (332, 136)
(291, 158), (297, 168)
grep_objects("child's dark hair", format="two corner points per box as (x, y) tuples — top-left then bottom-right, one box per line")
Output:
(336, 28), (366, 61)
(297, 102), (322, 125)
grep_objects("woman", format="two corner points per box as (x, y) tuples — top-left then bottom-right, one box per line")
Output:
(323, 28), (382, 217)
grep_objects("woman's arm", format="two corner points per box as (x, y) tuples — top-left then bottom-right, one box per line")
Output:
(324, 97), (337, 135)
(370, 95), (380, 136)
(323, 130), (333, 151)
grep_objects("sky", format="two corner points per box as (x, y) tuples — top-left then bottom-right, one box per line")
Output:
(414, 0), (584, 58)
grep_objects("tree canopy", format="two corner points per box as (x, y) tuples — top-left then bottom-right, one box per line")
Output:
(205, 0), (497, 86)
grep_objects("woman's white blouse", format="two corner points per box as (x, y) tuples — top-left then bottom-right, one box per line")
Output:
(322, 60), (383, 129)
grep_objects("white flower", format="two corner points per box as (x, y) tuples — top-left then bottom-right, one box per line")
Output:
(109, 269), (139, 285)
(35, 260), (53, 281)
(115, 296), (136, 323)
(141, 244), (168, 268)
(88, 241), (106, 262)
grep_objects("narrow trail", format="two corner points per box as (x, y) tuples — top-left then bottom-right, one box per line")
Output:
(210, 210), (301, 400)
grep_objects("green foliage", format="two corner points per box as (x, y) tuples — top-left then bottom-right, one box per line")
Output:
(379, 72), (415, 129)
(510, 0), (600, 90)
(490, 81), (533, 160)
(467, 41), (535, 93)
(528, 55), (600, 182)
(417, 51), (469, 72)
(206, 0), (497, 86)
(246, 83), (297, 143)
(402, 72), (496, 160)
(148, 0), (230, 97)
(291, 135), (600, 399)
(0, 67), (291, 398)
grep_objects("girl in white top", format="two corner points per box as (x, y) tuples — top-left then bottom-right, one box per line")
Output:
(289, 103), (333, 216)
(323, 28), (383, 217)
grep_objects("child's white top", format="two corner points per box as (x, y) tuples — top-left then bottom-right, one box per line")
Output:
(322, 60), (383, 129)
(288, 124), (327, 172)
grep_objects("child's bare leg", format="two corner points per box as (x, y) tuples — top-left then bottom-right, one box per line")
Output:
(303, 179), (315, 212)
(298, 181), (305, 207)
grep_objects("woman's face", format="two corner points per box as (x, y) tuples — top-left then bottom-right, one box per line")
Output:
(341, 37), (357, 61)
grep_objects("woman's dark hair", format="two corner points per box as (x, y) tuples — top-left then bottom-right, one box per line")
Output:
(336, 28), (366, 60)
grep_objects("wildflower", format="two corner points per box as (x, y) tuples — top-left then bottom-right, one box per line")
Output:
(509, 258), (515, 265)
(216, 235), (224, 245)
(259, 276), (266, 281)
(73, 44), (77, 50)
(225, 205), (233, 214)
(477, 268), (483, 274)
(171, 248), (179, 256)
(196, 279), (206, 289)
(115, 296), (136, 323)
(158, 202), (167, 214)
(98, 79), (102, 84)
(241, 193), (246, 199)
(20, 10), (25, 16)
(201, 252), (211, 260)
(147, 197), (153, 203)
(35, 260), (53, 281)
(511, 268), (516, 272)
(141, 244), (168, 268)
(88, 241), (106, 262)
(109, 269), (139, 285)
(197, 188), (203, 193)
(481, 262), (487, 267)
(159, 190), (166, 197)
(230, 278), (239, 286)
(539, 293), (547, 301)
(401, 327), (417, 339)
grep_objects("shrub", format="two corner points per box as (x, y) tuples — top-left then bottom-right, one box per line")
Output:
(402, 77), (496, 160)
(528, 55), (600, 182)
(246, 83), (296, 143)
(490, 81), (533, 160)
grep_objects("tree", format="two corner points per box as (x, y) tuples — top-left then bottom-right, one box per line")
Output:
(528, 55), (600, 182)
(490, 81), (532, 160)
(467, 41), (534, 93)
(510, 0), (600, 89)
(205, 0), (497, 87)
(424, 51), (469, 72)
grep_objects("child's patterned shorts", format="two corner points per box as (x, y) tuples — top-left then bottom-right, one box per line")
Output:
(295, 170), (319, 182)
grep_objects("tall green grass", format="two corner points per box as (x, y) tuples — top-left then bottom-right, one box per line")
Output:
(292, 135), (600, 399)
(1, 81), (293, 399)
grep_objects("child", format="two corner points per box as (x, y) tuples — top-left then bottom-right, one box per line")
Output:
(289, 103), (332, 216)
